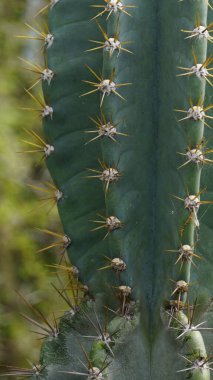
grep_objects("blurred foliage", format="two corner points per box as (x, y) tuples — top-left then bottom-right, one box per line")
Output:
(0, 0), (64, 367)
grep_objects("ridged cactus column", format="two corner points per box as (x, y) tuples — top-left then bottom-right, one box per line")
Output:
(6, 0), (213, 379)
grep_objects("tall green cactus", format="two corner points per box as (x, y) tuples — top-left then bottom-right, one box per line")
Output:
(5, 0), (213, 379)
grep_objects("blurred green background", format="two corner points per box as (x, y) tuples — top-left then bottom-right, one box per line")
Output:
(0, 0), (64, 367)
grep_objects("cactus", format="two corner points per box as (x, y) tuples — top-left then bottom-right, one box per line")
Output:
(4, 0), (213, 379)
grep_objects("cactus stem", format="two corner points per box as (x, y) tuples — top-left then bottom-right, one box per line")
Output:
(13, 0), (213, 376)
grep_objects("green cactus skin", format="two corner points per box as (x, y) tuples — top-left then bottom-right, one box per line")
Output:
(7, 0), (213, 379)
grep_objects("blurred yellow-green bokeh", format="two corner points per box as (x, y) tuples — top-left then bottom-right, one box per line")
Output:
(0, 0), (64, 367)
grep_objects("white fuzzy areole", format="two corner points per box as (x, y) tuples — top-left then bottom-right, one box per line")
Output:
(42, 68), (54, 85)
(106, 0), (123, 12)
(42, 105), (53, 118)
(99, 122), (117, 137)
(45, 33), (54, 48)
(88, 367), (103, 380)
(176, 280), (188, 292)
(101, 168), (119, 182)
(111, 257), (127, 271)
(104, 38), (121, 53)
(44, 144), (54, 157)
(106, 216), (121, 231)
(63, 235), (71, 247)
(193, 26), (210, 39)
(186, 148), (205, 163)
(119, 285), (132, 296)
(179, 244), (194, 261)
(184, 195), (200, 210)
(32, 365), (42, 376)
(55, 189), (63, 201)
(99, 79), (116, 95)
(187, 106), (205, 121)
(191, 63), (208, 78)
